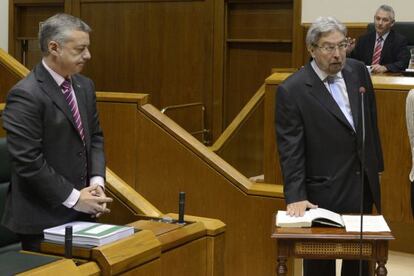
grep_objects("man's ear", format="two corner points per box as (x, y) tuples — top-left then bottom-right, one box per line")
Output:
(308, 46), (315, 59)
(48, 41), (60, 56)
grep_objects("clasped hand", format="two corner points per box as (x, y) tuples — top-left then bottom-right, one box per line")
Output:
(73, 185), (113, 218)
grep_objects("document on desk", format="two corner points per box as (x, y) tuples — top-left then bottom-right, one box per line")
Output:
(341, 215), (391, 232)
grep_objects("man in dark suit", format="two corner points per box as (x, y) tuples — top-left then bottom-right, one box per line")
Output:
(2, 13), (112, 252)
(348, 4), (410, 73)
(276, 17), (384, 276)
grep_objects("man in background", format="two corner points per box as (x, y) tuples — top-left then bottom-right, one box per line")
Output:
(348, 4), (410, 73)
(2, 13), (112, 252)
(276, 17), (383, 275)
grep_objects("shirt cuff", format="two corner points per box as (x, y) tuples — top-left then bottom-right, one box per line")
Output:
(90, 176), (105, 188)
(62, 189), (81, 208)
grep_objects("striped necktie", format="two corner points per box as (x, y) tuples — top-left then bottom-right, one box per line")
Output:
(61, 79), (85, 142)
(372, 36), (383, 65)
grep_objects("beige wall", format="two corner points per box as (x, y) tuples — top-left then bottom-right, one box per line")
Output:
(302, 0), (414, 23)
(0, 0), (8, 52)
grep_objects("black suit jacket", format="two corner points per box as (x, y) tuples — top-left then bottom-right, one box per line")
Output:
(350, 30), (410, 72)
(2, 63), (105, 234)
(276, 58), (384, 213)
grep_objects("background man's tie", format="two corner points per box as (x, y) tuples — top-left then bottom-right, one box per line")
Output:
(61, 79), (85, 142)
(326, 76), (355, 130)
(372, 36), (383, 65)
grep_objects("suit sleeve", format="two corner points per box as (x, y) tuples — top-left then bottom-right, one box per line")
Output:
(384, 35), (410, 72)
(275, 84), (307, 204)
(86, 79), (106, 180)
(2, 88), (74, 207)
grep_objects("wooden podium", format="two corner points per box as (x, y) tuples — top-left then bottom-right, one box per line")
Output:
(271, 226), (394, 276)
(39, 215), (225, 276)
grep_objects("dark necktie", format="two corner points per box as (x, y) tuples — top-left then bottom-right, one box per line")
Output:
(372, 36), (383, 65)
(61, 79), (85, 142)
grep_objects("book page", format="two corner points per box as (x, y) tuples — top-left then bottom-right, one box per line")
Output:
(307, 208), (344, 227)
(341, 215), (391, 232)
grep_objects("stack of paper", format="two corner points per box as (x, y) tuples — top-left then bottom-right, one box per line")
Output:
(43, 221), (135, 246)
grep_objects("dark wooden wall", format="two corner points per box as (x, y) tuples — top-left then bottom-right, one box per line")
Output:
(8, 0), (301, 144)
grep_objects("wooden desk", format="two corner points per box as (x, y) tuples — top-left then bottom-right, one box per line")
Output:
(271, 227), (394, 276)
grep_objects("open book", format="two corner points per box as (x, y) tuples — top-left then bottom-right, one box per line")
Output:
(276, 208), (344, 228)
(276, 208), (391, 232)
(43, 221), (135, 246)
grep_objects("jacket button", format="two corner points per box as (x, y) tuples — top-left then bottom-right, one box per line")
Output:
(356, 171), (360, 175)
(78, 151), (83, 157)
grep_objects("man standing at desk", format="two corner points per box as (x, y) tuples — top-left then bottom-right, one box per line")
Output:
(348, 4), (410, 73)
(276, 17), (384, 275)
(2, 14), (112, 251)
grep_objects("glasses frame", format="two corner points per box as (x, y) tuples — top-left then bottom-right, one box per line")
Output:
(313, 42), (349, 54)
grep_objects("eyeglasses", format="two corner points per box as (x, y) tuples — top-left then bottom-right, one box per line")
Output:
(313, 42), (349, 53)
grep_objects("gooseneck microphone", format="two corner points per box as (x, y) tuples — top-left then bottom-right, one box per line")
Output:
(178, 192), (186, 224)
(64, 226), (73, 259)
(358, 86), (366, 276)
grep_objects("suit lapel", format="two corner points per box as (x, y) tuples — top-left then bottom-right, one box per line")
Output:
(380, 30), (394, 63)
(305, 63), (355, 131)
(367, 32), (376, 64)
(35, 64), (75, 127)
(342, 62), (359, 130)
(35, 63), (88, 144)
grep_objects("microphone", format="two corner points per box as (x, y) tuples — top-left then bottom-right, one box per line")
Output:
(64, 226), (73, 259)
(178, 192), (186, 224)
(358, 86), (366, 276)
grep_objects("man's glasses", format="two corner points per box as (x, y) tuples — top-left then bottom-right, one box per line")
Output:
(313, 42), (349, 54)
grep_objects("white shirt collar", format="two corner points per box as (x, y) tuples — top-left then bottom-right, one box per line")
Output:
(42, 59), (70, 87)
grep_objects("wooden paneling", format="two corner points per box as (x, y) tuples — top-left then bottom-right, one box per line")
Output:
(160, 238), (207, 276)
(227, 2), (293, 41)
(211, 85), (265, 178)
(0, 63), (21, 102)
(9, 0), (303, 147)
(96, 92), (148, 189)
(80, 0), (215, 142)
(264, 73), (414, 253)
(9, 1), (63, 68)
(224, 1), (296, 128)
(134, 104), (287, 276)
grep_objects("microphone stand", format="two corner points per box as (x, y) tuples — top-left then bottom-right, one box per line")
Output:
(359, 87), (366, 276)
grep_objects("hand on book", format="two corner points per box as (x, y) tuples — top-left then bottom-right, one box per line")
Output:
(286, 200), (318, 217)
(74, 185), (113, 216)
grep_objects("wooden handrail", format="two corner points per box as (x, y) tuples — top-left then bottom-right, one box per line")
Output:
(139, 103), (284, 198)
(0, 48), (29, 78)
(96, 92), (149, 105)
(105, 168), (163, 217)
(209, 84), (265, 152)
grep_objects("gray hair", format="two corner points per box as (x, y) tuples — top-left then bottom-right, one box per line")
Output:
(38, 13), (91, 55)
(306, 17), (347, 48)
(376, 4), (395, 22)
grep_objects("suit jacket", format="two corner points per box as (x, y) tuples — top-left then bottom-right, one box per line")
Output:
(350, 29), (410, 72)
(2, 63), (105, 234)
(275, 58), (384, 213)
